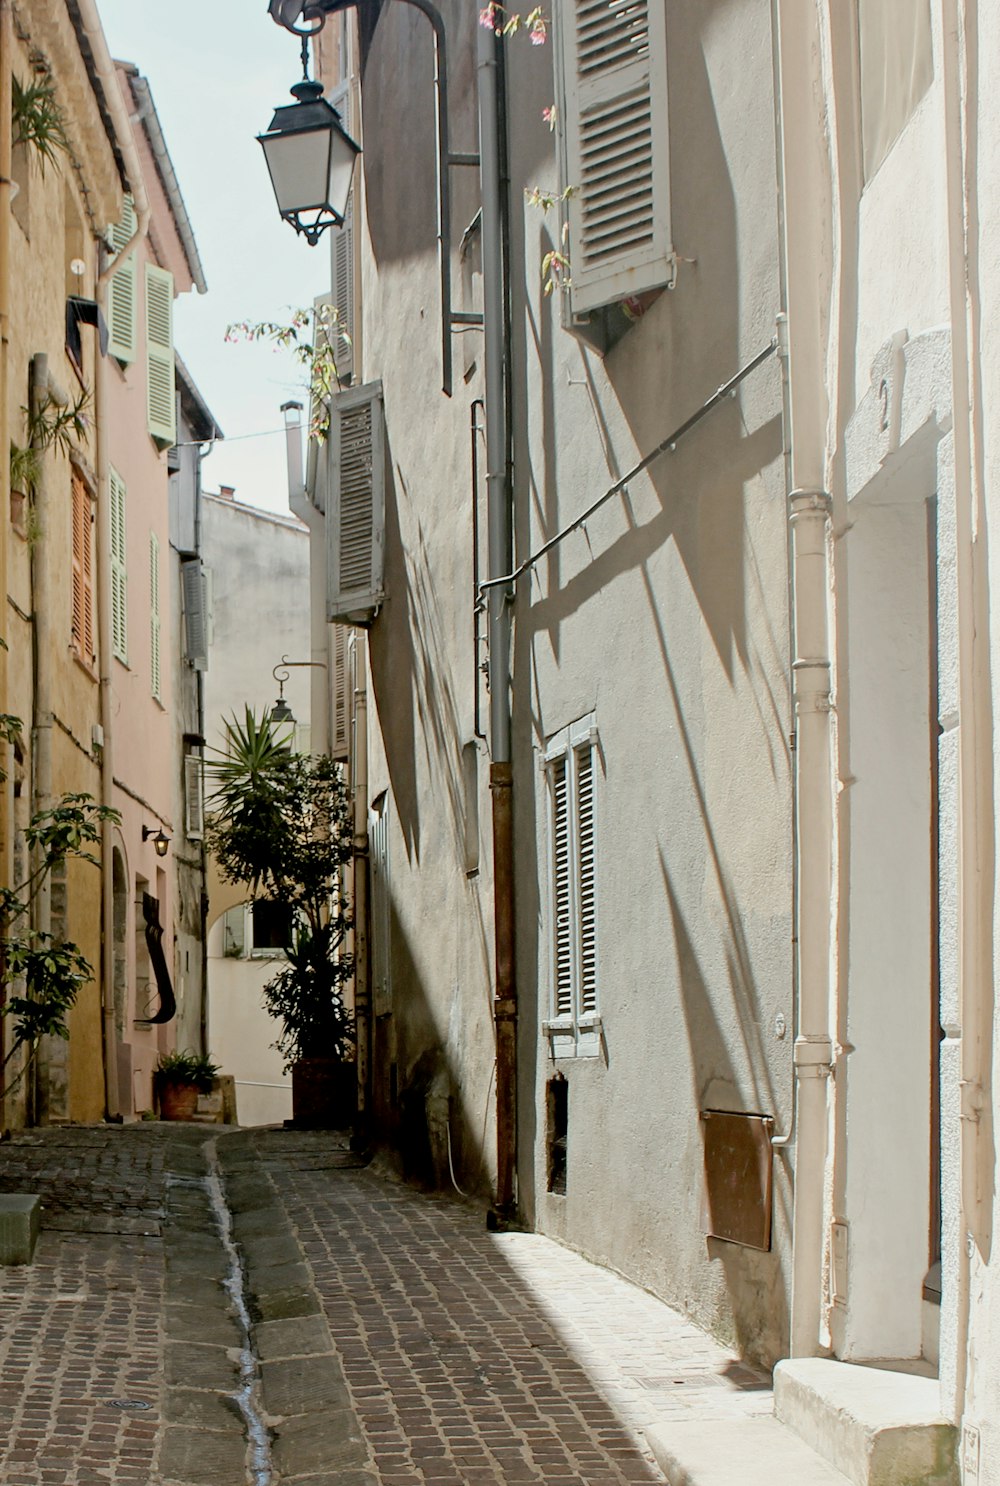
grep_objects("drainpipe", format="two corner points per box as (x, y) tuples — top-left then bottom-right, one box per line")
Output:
(940, 0), (990, 1424)
(351, 638), (370, 1148)
(774, 0), (836, 1357)
(79, 4), (152, 1120)
(477, 19), (516, 1221)
(0, 0), (12, 1112)
(29, 353), (54, 1123)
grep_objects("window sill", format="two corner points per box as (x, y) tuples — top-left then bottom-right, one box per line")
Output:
(71, 649), (98, 682)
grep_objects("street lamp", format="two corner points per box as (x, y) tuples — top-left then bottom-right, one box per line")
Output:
(258, 40), (360, 246)
(142, 825), (171, 858)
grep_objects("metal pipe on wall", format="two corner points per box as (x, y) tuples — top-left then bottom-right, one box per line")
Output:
(477, 16), (516, 1220)
(0, 0), (13, 1120)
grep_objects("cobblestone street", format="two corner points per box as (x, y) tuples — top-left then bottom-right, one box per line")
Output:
(0, 1126), (773, 1484)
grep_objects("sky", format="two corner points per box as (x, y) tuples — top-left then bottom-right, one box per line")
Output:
(97, 0), (332, 514)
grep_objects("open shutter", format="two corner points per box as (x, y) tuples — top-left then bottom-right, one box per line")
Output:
(328, 79), (355, 384)
(71, 474), (89, 658)
(560, 0), (673, 314)
(331, 621), (351, 761)
(327, 380), (385, 624)
(110, 466), (128, 662)
(550, 756), (574, 1020)
(184, 753), (204, 840)
(575, 741), (598, 1015)
(108, 196), (137, 363)
(145, 265), (176, 446)
(150, 531), (161, 699)
(181, 557), (208, 671)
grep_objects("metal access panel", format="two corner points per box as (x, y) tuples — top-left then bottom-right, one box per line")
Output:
(700, 1109), (775, 1251)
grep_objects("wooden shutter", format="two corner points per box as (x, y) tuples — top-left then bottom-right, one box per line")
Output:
(149, 531), (161, 699)
(575, 741), (598, 1015)
(560, 0), (673, 314)
(550, 755), (574, 1019)
(181, 558), (208, 671)
(145, 265), (176, 446)
(327, 380), (385, 624)
(110, 466), (127, 663)
(108, 196), (137, 363)
(71, 473), (94, 661)
(331, 621), (351, 761)
(184, 753), (204, 839)
(328, 80), (356, 384)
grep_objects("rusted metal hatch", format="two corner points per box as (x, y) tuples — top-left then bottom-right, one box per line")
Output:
(700, 1109), (774, 1251)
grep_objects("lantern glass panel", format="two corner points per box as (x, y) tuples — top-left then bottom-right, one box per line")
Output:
(262, 127), (333, 215)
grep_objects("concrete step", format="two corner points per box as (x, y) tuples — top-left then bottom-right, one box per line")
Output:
(646, 1416), (854, 1486)
(0, 1193), (41, 1265)
(774, 1358), (958, 1486)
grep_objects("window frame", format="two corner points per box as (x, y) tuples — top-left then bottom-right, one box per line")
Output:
(542, 713), (602, 1059)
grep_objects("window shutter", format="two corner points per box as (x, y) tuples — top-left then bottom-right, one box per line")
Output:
(181, 557), (208, 671)
(331, 621), (351, 761)
(110, 466), (128, 663)
(71, 473), (94, 660)
(149, 531), (161, 699)
(575, 742), (598, 1015)
(560, 0), (673, 314)
(327, 380), (385, 624)
(145, 265), (176, 446)
(184, 753), (204, 840)
(108, 196), (137, 363)
(550, 756), (574, 1019)
(328, 79), (356, 385)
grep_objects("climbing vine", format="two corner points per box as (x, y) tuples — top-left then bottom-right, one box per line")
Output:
(225, 305), (349, 442)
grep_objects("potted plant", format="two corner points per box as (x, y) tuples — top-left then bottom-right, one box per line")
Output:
(155, 1050), (219, 1122)
(206, 708), (355, 1129)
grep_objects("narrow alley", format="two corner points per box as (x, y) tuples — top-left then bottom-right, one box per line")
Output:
(0, 1124), (774, 1485)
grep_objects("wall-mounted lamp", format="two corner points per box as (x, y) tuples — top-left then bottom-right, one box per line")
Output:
(258, 36), (360, 246)
(142, 825), (171, 858)
(269, 654), (328, 729)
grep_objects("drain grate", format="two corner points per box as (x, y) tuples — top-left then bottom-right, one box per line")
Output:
(106, 1399), (153, 1412)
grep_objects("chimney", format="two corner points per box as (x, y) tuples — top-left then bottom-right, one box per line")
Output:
(219, 485), (235, 500)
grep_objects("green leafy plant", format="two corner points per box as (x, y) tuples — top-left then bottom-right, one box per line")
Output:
(12, 74), (70, 172)
(155, 1049), (219, 1093)
(206, 707), (354, 1072)
(10, 390), (91, 506)
(225, 305), (349, 442)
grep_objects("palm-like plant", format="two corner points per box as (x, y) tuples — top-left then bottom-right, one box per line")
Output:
(206, 708), (354, 1070)
(12, 75), (70, 172)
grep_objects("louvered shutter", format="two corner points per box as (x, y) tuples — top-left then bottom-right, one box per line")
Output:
(149, 531), (161, 699)
(560, 0), (673, 314)
(331, 622), (351, 761)
(145, 265), (176, 446)
(110, 466), (128, 663)
(184, 753), (204, 840)
(181, 558), (208, 671)
(328, 80), (356, 384)
(575, 741), (598, 1015)
(550, 755), (574, 1020)
(71, 474), (87, 657)
(327, 381), (385, 624)
(108, 196), (137, 363)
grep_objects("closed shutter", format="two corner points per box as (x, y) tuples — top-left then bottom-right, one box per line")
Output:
(331, 621), (351, 761)
(150, 531), (161, 699)
(110, 466), (127, 663)
(108, 196), (137, 363)
(184, 753), (204, 840)
(550, 755), (574, 1019)
(181, 558), (208, 670)
(560, 0), (673, 314)
(575, 742), (598, 1015)
(145, 265), (176, 446)
(327, 380), (385, 624)
(328, 80), (356, 384)
(71, 473), (94, 661)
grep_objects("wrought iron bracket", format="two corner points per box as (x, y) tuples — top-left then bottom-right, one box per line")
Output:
(269, 0), (480, 396)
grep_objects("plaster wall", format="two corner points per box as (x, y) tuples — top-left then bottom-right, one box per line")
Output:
(206, 913), (291, 1127)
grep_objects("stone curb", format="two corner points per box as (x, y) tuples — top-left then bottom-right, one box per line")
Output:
(217, 1130), (378, 1484)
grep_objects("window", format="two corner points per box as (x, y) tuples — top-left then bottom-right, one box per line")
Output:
(326, 380), (385, 624)
(218, 901), (293, 958)
(110, 466), (127, 663)
(544, 714), (600, 1057)
(71, 472), (95, 663)
(555, 0), (673, 320)
(149, 531), (161, 699)
(184, 752), (204, 840)
(108, 196), (137, 364)
(145, 263), (176, 446)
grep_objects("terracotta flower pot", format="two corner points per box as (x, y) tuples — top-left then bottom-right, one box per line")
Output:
(159, 1080), (199, 1121)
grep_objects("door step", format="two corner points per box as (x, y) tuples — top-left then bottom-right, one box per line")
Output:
(646, 1415), (853, 1486)
(774, 1358), (958, 1486)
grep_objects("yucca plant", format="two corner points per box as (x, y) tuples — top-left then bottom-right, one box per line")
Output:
(12, 74), (69, 172)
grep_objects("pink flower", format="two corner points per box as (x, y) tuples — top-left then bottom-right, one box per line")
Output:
(542, 104), (556, 130)
(530, 19), (547, 43)
(480, 3), (502, 31)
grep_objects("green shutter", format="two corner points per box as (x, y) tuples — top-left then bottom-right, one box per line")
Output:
(110, 466), (128, 663)
(145, 265), (176, 446)
(108, 197), (137, 364)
